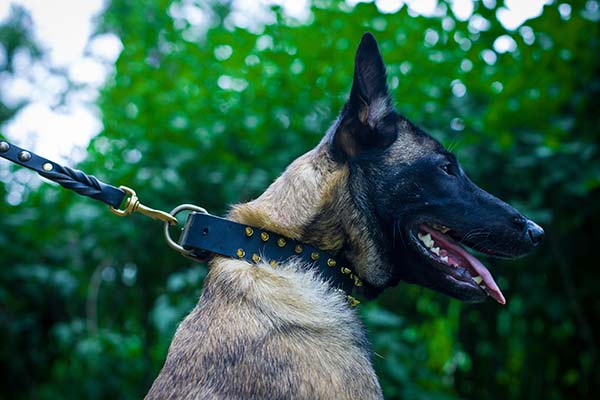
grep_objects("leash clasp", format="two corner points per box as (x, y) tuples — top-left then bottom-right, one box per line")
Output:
(110, 185), (178, 225)
(110, 187), (209, 261)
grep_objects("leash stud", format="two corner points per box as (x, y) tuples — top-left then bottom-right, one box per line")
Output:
(18, 151), (32, 162)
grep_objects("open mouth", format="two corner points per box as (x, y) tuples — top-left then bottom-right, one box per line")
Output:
(410, 223), (506, 305)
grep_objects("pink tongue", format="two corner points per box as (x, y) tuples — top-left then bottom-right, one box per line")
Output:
(423, 226), (506, 305)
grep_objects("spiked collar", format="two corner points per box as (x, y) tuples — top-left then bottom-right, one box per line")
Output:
(179, 212), (362, 305)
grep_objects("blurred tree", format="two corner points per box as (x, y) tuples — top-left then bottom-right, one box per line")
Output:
(0, 0), (598, 399)
(0, 4), (51, 396)
(0, 5), (41, 122)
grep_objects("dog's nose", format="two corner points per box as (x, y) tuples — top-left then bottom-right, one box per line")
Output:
(526, 219), (544, 247)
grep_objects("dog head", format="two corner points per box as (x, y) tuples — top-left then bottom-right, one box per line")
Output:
(326, 33), (544, 304)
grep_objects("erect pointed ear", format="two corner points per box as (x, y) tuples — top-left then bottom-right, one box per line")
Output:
(330, 32), (396, 159)
(350, 32), (389, 112)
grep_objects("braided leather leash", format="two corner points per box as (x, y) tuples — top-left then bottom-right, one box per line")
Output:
(0, 139), (362, 305)
(0, 140), (125, 208)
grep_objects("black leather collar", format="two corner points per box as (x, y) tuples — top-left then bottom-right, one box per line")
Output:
(179, 212), (362, 300)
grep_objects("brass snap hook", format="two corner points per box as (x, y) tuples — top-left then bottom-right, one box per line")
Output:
(109, 186), (178, 225)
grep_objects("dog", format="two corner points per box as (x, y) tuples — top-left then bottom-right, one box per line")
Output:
(145, 32), (544, 399)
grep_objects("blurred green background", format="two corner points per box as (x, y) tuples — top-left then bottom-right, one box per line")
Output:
(1, 0), (599, 399)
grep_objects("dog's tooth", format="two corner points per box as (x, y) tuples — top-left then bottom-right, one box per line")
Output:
(423, 234), (433, 247)
(431, 246), (440, 255)
(472, 275), (483, 284)
(441, 256), (449, 263)
(418, 232), (434, 248)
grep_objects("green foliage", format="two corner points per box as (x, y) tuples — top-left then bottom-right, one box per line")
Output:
(0, 5), (41, 121)
(1, 0), (599, 399)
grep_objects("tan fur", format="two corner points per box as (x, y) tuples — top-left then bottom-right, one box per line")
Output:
(146, 140), (384, 399)
(385, 120), (437, 164)
(230, 141), (392, 285)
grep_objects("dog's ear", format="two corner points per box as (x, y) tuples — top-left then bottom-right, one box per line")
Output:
(330, 32), (396, 160)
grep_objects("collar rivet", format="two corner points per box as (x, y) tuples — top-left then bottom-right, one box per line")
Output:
(294, 244), (303, 253)
(260, 232), (269, 241)
(353, 276), (363, 287)
(310, 252), (319, 261)
(277, 238), (286, 247)
(347, 295), (360, 307)
(327, 258), (336, 267)
(236, 248), (245, 258)
(245, 227), (254, 237)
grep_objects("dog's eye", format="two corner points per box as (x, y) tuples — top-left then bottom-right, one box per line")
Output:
(440, 163), (452, 175)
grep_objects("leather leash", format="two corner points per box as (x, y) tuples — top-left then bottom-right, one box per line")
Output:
(0, 139), (361, 306)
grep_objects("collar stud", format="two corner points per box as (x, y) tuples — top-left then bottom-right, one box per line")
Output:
(347, 295), (360, 307)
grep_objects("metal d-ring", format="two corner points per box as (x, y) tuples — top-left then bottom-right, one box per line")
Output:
(164, 204), (209, 260)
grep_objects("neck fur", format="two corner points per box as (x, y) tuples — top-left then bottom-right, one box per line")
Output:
(228, 142), (393, 289)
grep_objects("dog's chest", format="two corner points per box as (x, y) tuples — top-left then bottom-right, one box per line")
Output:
(146, 258), (383, 399)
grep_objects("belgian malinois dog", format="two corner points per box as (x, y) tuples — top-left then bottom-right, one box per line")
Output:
(146, 33), (544, 399)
